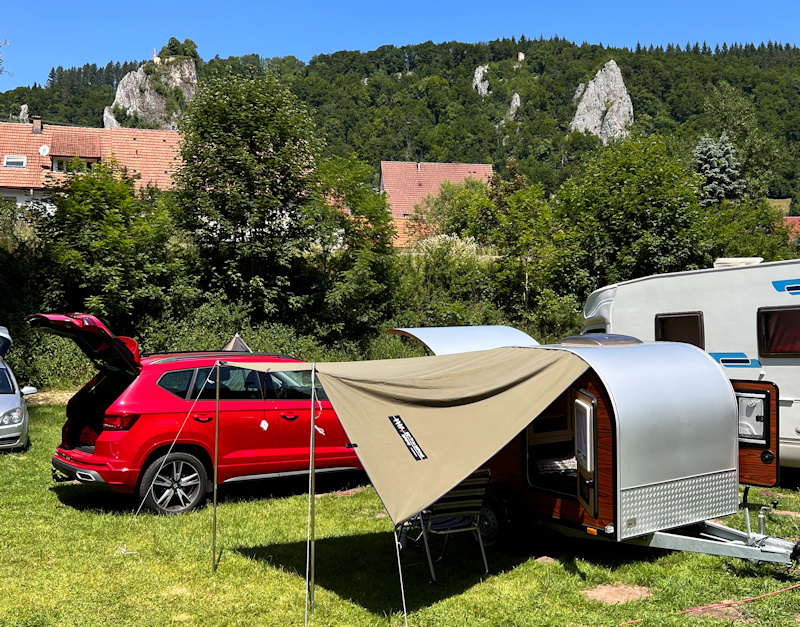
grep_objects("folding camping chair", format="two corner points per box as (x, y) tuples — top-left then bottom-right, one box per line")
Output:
(396, 469), (490, 582)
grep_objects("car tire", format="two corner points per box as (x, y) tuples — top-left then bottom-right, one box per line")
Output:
(140, 452), (208, 514)
(475, 492), (511, 549)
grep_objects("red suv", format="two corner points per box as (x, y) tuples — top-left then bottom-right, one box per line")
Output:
(27, 313), (361, 513)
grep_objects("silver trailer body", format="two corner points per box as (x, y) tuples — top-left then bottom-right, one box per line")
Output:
(390, 325), (539, 355)
(551, 339), (739, 540)
(581, 259), (800, 467)
(392, 326), (741, 540)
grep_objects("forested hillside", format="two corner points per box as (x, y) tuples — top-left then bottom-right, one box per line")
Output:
(289, 37), (800, 200)
(0, 60), (141, 127)
(3, 37), (800, 200)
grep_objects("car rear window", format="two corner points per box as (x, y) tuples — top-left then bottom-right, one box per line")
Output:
(157, 369), (195, 399)
(0, 369), (13, 394)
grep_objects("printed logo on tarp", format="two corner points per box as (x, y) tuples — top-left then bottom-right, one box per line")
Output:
(388, 415), (427, 461)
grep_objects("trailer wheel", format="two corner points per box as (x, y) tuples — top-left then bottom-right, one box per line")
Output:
(476, 493), (510, 548)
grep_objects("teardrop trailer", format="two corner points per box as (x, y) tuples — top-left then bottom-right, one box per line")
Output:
(237, 328), (800, 568)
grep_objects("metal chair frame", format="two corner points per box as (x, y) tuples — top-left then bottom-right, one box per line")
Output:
(397, 469), (490, 582)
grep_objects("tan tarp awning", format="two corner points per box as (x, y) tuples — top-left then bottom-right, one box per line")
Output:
(224, 347), (588, 525)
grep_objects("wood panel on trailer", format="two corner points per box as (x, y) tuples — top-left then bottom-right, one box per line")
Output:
(733, 379), (780, 487)
(485, 370), (616, 532)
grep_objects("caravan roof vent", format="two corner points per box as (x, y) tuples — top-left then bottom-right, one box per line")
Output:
(713, 257), (763, 268)
(558, 334), (643, 347)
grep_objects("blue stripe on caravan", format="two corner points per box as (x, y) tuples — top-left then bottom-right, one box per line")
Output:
(709, 353), (762, 368)
(772, 279), (800, 294)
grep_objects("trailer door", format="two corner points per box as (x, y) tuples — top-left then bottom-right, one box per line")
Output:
(574, 389), (598, 518)
(732, 380), (779, 487)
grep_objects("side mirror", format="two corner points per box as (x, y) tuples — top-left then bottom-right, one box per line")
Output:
(21, 386), (38, 396)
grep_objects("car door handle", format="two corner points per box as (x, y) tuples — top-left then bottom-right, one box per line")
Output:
(192, 414), (214, 423)
(280, 413), (299, 421)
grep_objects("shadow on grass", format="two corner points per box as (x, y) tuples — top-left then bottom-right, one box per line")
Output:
(49, 470), (369, 514)
(49, 482), (138, 514)
(234, 531), (524, 613)
(234, 527), (667, 614)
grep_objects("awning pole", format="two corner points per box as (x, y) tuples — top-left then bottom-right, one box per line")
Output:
(212, 362), (220, 574)
(305, 363), (318, 618)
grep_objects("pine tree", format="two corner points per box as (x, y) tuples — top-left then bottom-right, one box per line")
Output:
(693, 133), (747, 207)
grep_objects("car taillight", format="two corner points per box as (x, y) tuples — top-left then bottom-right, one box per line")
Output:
(103, 413), (140, 430)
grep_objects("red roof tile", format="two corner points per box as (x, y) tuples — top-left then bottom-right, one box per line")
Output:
(0, 122), (180, 194)
(786, 216), (800, 240)
(380, 161), (493, 246)
(52, 131), (101, 158)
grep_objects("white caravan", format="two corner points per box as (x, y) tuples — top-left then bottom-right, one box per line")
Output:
(581, 258), (800, 467)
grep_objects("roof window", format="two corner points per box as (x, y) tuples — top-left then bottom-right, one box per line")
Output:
(3, 156), (27, 169)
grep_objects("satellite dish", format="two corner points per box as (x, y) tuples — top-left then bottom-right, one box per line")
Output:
(38, 144), (50, 157)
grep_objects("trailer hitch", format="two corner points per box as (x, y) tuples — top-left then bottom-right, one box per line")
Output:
(51, 467), (72, 483)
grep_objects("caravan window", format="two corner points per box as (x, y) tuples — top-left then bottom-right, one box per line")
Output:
(654, 312), (705, 349)
(758, 306), (800, 356)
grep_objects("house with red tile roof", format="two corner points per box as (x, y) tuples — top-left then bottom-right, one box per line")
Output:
(379, 161), (493, 246)
(786, 216), (800, 241)
(0, 117), (180, 205)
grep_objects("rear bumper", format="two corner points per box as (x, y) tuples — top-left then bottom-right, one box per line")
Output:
(52, 455), (108, 486)
(51, 451), (137, 493)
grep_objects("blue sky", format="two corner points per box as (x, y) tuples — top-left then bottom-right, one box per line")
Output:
(2, 0), (798, 91)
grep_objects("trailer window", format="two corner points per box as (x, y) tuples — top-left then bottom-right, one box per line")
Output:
(737, 391), (767, 446)
(655, 312), (705, 349)
(575, 398), (594, 472)
(758, 306), (800, 356)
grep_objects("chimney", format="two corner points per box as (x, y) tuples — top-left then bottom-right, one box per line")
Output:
(32, 116), (43, 134)
(416, 162), (421, 172)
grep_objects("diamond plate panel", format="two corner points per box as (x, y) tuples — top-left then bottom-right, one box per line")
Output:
(619, 470), (738, 540)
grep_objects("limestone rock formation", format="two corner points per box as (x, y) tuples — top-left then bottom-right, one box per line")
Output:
(508, 92), (521, 120)
(570, 60), (633, 143)
(103, 57), (198, 130)
(473, 65), (491, 98)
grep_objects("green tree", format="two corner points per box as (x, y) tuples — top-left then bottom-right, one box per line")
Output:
(303, 156), (397, 342)
(0, 198), (44, 348)
(175, 72), (323, 321)
(693, 133), (746, 207)
(558, 135), (707, 289)
(700, 198), (797, 262)
(393, 234), (502, 328)
(158, 38), (199, 59)
(703, 81), (779, 198)
(408, 177), (494, 243)
(34, 160), (190, 334)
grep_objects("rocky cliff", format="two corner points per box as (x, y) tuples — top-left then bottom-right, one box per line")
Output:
(570, 60), (633, 143)
(103, 57), (198, 130)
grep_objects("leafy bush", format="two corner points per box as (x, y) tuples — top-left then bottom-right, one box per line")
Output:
(8, 332), (94, 390)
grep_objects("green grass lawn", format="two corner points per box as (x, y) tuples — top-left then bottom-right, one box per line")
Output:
(5, 405), (800, 626)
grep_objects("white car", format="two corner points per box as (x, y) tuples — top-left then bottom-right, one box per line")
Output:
(0, 327), (37, 451)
